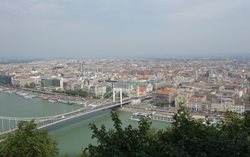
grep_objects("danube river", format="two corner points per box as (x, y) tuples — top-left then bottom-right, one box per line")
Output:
(0, 92), (170, 156)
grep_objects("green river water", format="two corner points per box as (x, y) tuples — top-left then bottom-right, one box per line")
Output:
(0, 92), (170, 156)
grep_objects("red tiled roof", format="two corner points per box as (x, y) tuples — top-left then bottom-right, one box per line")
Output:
(153, 89), (177, 95)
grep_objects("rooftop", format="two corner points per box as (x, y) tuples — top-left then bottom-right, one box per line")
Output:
(153, 89), (177, 95)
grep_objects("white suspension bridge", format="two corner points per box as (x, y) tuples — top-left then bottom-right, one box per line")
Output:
(0, 89), (151, 140)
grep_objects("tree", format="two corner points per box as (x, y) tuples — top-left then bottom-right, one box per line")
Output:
(0, 120), (58, 157)
(82, 112), (156, 157)
(65, 89), (88, 98)
(156, 107), (250, 157)
(24, 82), (36, 88)
(82, 107), (250, 157)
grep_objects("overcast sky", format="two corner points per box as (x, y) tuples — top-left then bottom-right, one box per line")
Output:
(0, 0), (250, 59)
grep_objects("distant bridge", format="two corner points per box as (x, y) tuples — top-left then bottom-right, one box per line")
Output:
(0, 90), (152, 141)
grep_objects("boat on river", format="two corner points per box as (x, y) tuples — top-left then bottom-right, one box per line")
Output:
(24, 95), (33, 99)
(57, 99), (69, 104)
(129, 112), (151, 121)
(48, 99), (56, 103)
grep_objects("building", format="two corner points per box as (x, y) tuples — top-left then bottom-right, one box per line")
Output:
(11, 77), (34, 87)
(189, 95), (208, 112)
(150, 80), (167, 90)
(0, 73), (12, 85)
(71, 83), (82, 90)
(152, 89), (177, 107)
(89, 84), (106, 97)
(41, 78), (60, 87)
(113, 81), (153, 97)
(175, 94), (190, 108)
(210, 103), (234, 113)
(0, 75), (11, 84)
(233, 105), (245, 114)
(190, 102), (209, 112)
(30, 76), (41, 85)
(11, 79), (20, 87)
(212, 97), (234, 112)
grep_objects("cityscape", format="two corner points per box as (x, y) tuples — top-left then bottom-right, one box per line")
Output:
(1, 58), (250, 156)
(1, 0), (250, 156)
(1, 58), (250, 116)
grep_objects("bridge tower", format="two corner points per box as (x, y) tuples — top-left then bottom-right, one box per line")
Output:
(113, 89), (116, 103)
(113, 88), (123, 107)
(120, 88), (123, 106)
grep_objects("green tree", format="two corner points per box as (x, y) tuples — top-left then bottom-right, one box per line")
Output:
(82, 107), (250, 157)
(0, 120), (58, 157)
(65, 89), (88, 98)
(82, 112), (156, 157)
(24, 82), (36, 88)
(157, 107), (250, 157)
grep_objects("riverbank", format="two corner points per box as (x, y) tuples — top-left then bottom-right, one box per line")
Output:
(0, 85), (90, 106)
(0, 92), (81, 118)
(119, 105), (176, 123)
(0, 91), (170, 156)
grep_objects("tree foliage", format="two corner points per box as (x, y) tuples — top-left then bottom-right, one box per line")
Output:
(82, 107), (250, 157)
(24, 82), (36, 88)
(65, 89), (88, 98)
(83, 112), (156, 157)
(0, 120), (58, 157)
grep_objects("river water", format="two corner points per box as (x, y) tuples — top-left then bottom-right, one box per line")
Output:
(0, 92), (170, 156)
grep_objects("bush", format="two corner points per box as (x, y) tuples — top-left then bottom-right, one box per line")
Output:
(0, 120), (58, 157)
(82, 107), (250, 157)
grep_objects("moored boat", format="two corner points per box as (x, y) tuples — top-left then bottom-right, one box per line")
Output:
(48, 99), (56, 103)
(57, 99), (69, 104)
(24, 95), (33, 99)
(129, 112), (151, 121)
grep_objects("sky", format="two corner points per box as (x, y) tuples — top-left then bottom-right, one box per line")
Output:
(0, 0), (250, 59)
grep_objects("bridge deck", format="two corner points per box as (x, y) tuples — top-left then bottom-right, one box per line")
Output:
(0, 96), (151, 141)
(0, 101), (131, 138)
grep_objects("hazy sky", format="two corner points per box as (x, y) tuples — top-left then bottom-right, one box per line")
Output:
(0, 0), (250, 59)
